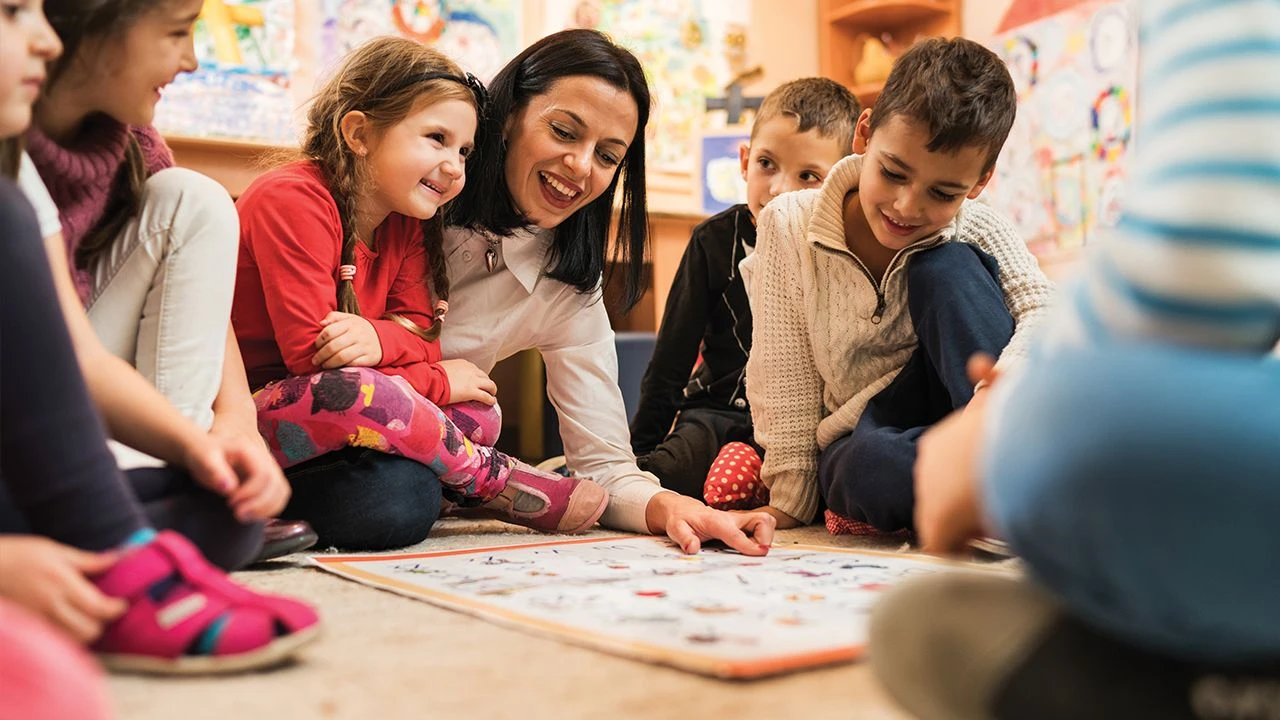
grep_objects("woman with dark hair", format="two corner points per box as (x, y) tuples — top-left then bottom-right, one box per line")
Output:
(289, 29), (777, 554)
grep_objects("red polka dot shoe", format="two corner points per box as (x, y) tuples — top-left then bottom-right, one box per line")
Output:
(703, 442), (767, 510)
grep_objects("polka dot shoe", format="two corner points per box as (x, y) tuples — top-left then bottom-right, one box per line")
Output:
(703, 442), (767, 510)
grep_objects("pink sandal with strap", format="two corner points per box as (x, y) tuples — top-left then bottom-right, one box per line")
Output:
(91, 531), (320, 675)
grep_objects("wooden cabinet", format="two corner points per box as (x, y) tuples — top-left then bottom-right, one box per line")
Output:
(818, 0), (960, 107)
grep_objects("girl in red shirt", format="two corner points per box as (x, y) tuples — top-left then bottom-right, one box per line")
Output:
(233, 38), (607, 536)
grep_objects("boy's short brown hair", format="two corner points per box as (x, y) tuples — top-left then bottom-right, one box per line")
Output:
(752, 77), (861, 153)
(870, 37), (1016, 172)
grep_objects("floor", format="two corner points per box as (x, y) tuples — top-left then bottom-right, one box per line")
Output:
(107, 522), (960, 720)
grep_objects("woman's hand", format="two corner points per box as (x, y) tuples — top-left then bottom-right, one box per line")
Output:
(645, 492), (777, 556)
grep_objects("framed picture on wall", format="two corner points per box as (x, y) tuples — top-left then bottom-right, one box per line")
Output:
(699, 130), (749, 215)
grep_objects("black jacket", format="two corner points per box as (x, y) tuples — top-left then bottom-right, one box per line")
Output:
(630, 204), (756, 455)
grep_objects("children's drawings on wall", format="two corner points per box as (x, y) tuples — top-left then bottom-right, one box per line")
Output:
(313, 535), (962, 678)
(154, 0), (297, 143)
(543, 0), (751, 178)
(157, 1), (523, 144)
(983, 1), (1137, 256)
(320, 0), (522, 81)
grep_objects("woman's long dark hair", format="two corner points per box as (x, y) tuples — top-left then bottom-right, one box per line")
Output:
(447, 29), (652, 311)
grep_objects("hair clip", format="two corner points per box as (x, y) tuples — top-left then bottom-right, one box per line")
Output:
(338, 265), (357, 281)
(434, 299), (449, 319)
(386, 72), (488, 114)
(462, 72), (489, 109)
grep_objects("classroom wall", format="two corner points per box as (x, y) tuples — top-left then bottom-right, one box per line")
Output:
(964, 0), (1016, 42)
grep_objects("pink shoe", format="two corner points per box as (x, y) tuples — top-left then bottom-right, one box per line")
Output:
(704, 442), (767, 510)
(465, 463), (608, 533)
(91, 531), (321, 675)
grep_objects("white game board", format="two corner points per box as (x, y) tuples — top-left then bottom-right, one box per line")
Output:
(313, 535), (969, 678)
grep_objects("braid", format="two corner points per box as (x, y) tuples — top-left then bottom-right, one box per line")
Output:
(300, 36), (477, 340)
(307, 109), (363, 316)
(421, 215), (450, 341)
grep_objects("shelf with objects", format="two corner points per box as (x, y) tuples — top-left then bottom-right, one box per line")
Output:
(818, 0), (960, 107)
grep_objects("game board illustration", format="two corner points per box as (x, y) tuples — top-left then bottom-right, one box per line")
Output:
(312, 536), (974, 678)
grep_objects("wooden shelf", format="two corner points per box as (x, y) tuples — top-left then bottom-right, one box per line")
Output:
(165, 134), (297, 197)
(825, 0), (949, 30)
(819, 0), (960, 106)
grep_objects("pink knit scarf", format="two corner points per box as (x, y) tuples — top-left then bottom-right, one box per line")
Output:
(25, 115), (173, 304)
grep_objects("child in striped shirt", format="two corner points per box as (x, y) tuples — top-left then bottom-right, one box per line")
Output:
(873, 1), (1280, 717)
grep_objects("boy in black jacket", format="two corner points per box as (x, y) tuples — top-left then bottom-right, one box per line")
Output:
(631, 78), (859, 504)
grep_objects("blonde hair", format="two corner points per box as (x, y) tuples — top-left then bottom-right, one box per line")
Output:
(303, 36), (479, 341)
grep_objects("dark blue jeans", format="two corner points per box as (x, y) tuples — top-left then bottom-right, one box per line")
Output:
(818, 242), (1015, 531)
(281, 448), (443, 551)
(0, 179), (262, 571)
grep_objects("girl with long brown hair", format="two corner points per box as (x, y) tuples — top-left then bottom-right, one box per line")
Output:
(16, 0), (297, 552)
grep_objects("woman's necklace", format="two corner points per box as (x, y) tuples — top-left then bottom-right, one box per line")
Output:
(483, 233), (501, 273)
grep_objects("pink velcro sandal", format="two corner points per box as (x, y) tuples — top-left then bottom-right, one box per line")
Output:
(91, 531), (320, 675)
(459, 462), (608, 534)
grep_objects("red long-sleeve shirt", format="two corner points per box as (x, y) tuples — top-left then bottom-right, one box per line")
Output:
(232, 161), (450, 405)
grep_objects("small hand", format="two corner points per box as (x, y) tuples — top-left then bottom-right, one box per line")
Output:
(438, 358), (498, 405)
(312, 311), (383, 369)
(0, 536), (127, 643)
(914, 353), (999, 554)
(187, 427), (291, 523)
(646, 493), (776, 556)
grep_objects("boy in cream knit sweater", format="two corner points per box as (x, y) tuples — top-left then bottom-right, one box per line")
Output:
(743, 37), (1053, 532)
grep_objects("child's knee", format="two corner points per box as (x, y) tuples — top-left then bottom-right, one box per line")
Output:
(907, 242), (1000, 302)
(141, 168), (238, 247)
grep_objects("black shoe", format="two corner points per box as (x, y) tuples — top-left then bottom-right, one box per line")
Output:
(253, 519), (319, 563)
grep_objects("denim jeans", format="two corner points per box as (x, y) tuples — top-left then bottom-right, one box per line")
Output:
(818, 242), (1015, 531)
(85, 168), (238, 434)
(282, 448), (443, 551)
(0, 178), (261, 571)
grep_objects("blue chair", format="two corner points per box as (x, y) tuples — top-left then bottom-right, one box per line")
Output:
(542, 331), (656, 458)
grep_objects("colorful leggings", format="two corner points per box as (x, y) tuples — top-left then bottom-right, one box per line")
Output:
(253, 368), (509, 501)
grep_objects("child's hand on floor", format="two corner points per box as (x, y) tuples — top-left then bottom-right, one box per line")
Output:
(312, 312), (384, 369)
(0, 537), (126, 644)
(914, 354), (998, 554)
(438, 358), (498, 405)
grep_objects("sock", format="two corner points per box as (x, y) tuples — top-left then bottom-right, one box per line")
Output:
(118, 527), (157, 550)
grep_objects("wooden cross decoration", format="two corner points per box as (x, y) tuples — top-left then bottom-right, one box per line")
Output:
(705, 66), (766, 125)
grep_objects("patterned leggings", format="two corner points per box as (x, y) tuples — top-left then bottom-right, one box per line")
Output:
(253, 368), (509, 501)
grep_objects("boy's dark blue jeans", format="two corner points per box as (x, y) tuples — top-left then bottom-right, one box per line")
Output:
(817, 242), (1015, 532)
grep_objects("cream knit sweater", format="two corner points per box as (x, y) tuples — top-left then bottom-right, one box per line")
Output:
(743, 154), (1054, 523)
